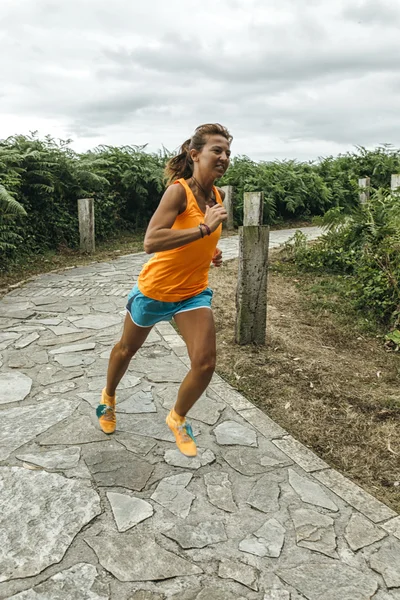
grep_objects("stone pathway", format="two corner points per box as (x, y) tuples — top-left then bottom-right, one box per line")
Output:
(0, 226), (399, 600)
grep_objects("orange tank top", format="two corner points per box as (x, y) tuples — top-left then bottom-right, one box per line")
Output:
(137, 178), (223, 302)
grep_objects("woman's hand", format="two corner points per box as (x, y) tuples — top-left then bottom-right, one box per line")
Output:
(204, 204), (228, 232)
(212, 247), (223, 267)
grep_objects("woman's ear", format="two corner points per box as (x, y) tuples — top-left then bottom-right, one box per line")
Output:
(189, 148), (198, 162)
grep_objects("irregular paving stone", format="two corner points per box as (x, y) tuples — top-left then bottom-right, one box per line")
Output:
(0, 304), (34, 320)
(139, 344), (172, 359)
(164, 448), (215, 469)
(83, 443), (154, 491)
(0, 332), (22, 351)
(369, 539), (400, 588)
(78, 391), (105, 407)
(54, 352), (96, 367)
(0, 371), (32, 404)
(382, 516), (400, 541)
(291, 507), (337, 558)
(31, 297), (59, 306)
(86, 529), (202, 581)
(6, 562), (109, 599)
(239, 519), (285, 558)
(87, 374), (140, 392)
(218, 559), (259, 591)
(7, 353), (36, 369)
(49, 342), (96, 355)
(14, 332), (40, 349)
(64, 459), (92, 479)
(5, 324), (45, 332)
(48, 325), (83, 335)
(37, 331), (93, 346)
(130, 354), (188, 383)
(71, 314), (122, 329)
(204, 471), (237, 512)
(34, 318), (62, 325)
(195, 589), (244, 600)
(273, 435), (328, 472)
(213, 420), (258, 447)
(151, 473), (195, 518)
(38, 415), (107, 445)
(129, 593), (164, 600)
(36, 364), (83, 386)
(31, 350), (49, 364)
(288, 468), (339, 512)
(222, 439), (292, 476)
(238, 407), (287, 439)
(16, 446), (81, 470)
(117, 387), (157, 413)
(163, 521), (227, 549)
(345, 512), (387, 550)
(246, 475), (280, 513)
(0, 467), (101, 582)
(373, 591), (400, 600)
(210, 383), (252, 411)
(107, 492), (154, 532)
(42, 380), (77, 394)
(115, 433), (156, 456)
(263, 588), (291, 599)
(277, 559), (378, 600)
(314, 469), (397, 523)
(0, 398), (78, 460)
(159, 386), (226, 425)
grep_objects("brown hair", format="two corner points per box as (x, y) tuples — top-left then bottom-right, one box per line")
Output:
(164, 123), (232, 185)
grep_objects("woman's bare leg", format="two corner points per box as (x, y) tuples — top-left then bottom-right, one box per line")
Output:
(173, 308), (216, 417)
(106, 313), (153, 396)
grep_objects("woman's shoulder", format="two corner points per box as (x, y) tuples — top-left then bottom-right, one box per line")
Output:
(163, 180), (187, 213)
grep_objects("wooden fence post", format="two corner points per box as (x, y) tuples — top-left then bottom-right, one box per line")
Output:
(359, 177), (370, 204)
(78, 198), (95, 253)
(391, 174), (400, 191)
(221, 185), (234, 230)
(236, 192), (269, 345)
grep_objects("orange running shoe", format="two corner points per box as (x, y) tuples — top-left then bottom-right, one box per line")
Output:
(96, 388), (116, 434)
(166, 409), (197, 457)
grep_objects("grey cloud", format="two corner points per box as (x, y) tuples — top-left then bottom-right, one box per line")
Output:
(342, 0), (400, 25)
(1, 0), (400, 160)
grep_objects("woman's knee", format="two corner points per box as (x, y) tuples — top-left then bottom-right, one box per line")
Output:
(191, 353), (216, 375)
(118, 339), (139, 359)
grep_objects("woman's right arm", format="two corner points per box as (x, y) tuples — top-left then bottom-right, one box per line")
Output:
(143, 184), (227, 254)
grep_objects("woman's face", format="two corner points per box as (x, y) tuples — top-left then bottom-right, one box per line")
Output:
(191, 134), (231, 178)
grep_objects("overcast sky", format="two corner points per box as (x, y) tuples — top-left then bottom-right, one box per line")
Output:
(1, 0), (399, 161)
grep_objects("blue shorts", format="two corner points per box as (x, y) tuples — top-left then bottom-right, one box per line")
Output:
(126, 285), (213, 328)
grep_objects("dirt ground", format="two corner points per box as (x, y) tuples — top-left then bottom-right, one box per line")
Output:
(209, 255), (400, 513)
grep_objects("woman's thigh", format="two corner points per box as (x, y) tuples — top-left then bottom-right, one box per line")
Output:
(173, 308), (216, 367)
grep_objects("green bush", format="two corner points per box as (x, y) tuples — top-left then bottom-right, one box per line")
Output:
(0, 135), (166, 271)
(284, 188), (400, 328)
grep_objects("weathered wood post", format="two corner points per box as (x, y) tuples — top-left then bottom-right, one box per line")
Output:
(78, 198), (95, 253)
(235, 192), (269, 345)
(391, 174), (400, 191)
(359, 177), (370, 204)
(221, 185), (234, 230)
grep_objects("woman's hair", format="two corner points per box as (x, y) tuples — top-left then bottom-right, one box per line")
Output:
(164, 123), (232, 185)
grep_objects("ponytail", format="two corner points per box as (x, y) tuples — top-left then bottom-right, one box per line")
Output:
(164, 138), (193, 185)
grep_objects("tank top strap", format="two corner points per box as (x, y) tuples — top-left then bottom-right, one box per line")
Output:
(175, 178), (222, 208)
(174, 178), (196, 211)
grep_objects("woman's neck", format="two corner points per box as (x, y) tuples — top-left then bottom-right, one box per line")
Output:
(191, 172), (214, 197)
